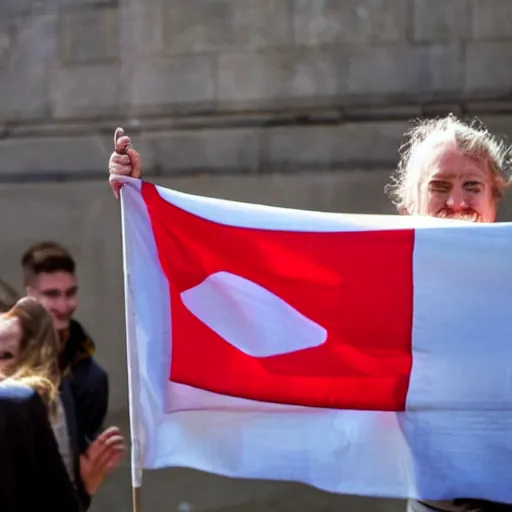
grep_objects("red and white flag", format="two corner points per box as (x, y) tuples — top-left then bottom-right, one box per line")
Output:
(119, 177), (512, 502)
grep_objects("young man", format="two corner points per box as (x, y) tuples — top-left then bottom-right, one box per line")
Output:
(21, 242), (124, 508)
(21, 242), (108, 444)
(107, 116), (512, 511)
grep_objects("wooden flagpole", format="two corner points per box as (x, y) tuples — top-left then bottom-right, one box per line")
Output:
(115, 129), (144, 512)
(132, 486), (142, 512)
(119, 182), (144, 512)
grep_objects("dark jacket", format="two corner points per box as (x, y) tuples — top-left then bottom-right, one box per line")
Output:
(61, 379), (93, 510)
(59, 318), (109, 510)
(409, 500), (512, 512)
(59, 318), (109, 450)
(0, 381), (82, 512)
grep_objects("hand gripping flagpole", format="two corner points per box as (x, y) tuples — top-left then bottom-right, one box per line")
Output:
(119, 183), (143, 512)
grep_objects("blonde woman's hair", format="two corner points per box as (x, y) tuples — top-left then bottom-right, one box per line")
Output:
(2, 297), (61, 414)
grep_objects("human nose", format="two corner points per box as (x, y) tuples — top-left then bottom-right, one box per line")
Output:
(51, 296), (70, 314)
(445, 186), (468, 211)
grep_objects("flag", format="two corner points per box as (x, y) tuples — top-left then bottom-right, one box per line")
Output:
(119, 177), (512, 502)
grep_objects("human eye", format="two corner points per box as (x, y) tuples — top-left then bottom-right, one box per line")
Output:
(66, 287), (78, 299)
(464, 181), (482, 193)
(0, 351), (14, 360)
(429, 180), (450, 192)
(43, 290), (60, 299)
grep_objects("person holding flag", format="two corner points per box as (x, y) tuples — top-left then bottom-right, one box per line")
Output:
(107, 116), (512, 512)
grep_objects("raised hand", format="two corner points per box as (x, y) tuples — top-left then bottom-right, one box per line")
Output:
(79, 426), (125, 496)
(108, 127), (141, 199)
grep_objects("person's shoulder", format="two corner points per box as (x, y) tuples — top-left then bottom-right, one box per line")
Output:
(68, 318), (95, 353)
(79, 355), (108, 385)
(65, 319), (109, 397)
(68, 349), (109, 390)
(70, 347), (108, 379)
(0, 379), (36, 403)
(0, 379), (45, 420)
(67, 319), (107, 375)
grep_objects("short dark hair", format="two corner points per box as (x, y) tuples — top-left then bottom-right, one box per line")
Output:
(21, 242), (76, 286)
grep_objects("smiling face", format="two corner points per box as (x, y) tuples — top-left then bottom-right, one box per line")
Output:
(0, 314), (22, 374)
(21, 243), (78, 332)
(416, 141), (498, 223)
(27, 271), (78, 331)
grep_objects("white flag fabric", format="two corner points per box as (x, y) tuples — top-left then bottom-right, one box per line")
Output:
(119, 176), (512, 503)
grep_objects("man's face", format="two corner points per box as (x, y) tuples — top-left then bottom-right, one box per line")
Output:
(416, 142), (497, 223)
(27, 271), (78, 330)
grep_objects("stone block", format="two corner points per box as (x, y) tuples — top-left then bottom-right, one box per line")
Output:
(50, 63), (121, 118)
(464, 41), (512, 91)
(465, 100), (512, 115)
(0, 135), (112, 174)
(263, 126), (340, 171)
(152, 128), (261, 174)
(216, 49), (346, 107)
(59, 5), (119, 64)
(471, 0), (512, 40)
(124, 54), (216, 112)
(163, 0), (290, 54)
(261, 121), (407, 173)
(347, 43), (463, 96)
(0, 23), (13, 66)
(292, 0), (407, 45)
(216, 52), (272, 105)
(0, 0), (42, 16)
(0, 14), (57, 121)
(119, 2), (165, 57)
(412, 0), (469, 42)
(232, 0), (291, 50)
(289, 48), (347, 99)
(163, 0), (232, 54)
(0, 0), (31, 15)
(343, 104), (424, 120)
(0, 0), (107, 17)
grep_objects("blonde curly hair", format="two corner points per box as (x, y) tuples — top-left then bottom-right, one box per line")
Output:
(385, 114), (512, 215)
(1, 297), (61, 415)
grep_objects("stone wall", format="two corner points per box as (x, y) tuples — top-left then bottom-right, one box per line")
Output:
(1, 1), (512, 511)
(1, 0), (512, 180)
